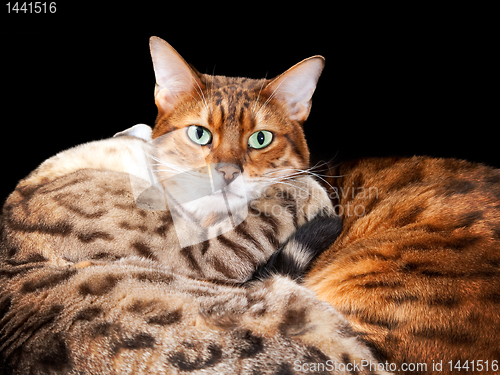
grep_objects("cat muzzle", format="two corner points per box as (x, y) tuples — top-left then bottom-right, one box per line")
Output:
(214, 163), (242, 185)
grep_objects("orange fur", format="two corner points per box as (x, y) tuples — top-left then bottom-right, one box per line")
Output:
(149, 37), (325, 186)
(306, 157), (500, 373)
(149, 38), (500, 373)
(152, 74), (311, 178)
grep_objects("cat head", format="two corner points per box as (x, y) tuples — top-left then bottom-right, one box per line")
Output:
(148, 36), (324, 219)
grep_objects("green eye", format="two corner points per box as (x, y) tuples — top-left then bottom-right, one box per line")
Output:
(187, 125), (212, 145)
(248, 130), (273, 149)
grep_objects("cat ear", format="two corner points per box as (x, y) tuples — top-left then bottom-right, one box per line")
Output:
(149, 36), (205, 117)
(264, 56), (325, 123)
(113, 124), (152, 141)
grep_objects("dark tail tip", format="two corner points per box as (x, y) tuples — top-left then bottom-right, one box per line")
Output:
(249, 214), (342, 283)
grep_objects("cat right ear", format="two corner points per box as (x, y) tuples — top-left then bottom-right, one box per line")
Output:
(264, 56), (325, 124)
(149, 37), (205, 118)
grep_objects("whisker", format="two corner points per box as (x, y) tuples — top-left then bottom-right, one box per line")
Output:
(262, 167), (340, 191)
(264, 167), (329, 179)
(255, 77), (287, 117)
(146, 154), (190, 174)
(176, 64), (209, 112)
(252, 76), (268, 114)
(193, 80), (209, 113)
(209, 65), (216, 104)
(270, 180), (331, 206)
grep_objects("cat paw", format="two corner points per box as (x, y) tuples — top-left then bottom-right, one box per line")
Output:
(294, 177), (335, 225)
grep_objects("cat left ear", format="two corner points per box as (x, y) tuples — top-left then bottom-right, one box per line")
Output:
(149, 36), (205, 118)
(264, 56), (325, 124)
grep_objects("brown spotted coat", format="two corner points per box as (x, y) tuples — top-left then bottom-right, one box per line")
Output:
(306, 157), (500, 374)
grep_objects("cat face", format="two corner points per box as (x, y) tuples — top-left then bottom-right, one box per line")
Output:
(148, 37), (324, 219)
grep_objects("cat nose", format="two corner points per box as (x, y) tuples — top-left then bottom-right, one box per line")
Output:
(215, 164), (241, 184)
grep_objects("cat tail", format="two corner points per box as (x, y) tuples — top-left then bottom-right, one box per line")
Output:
(249, 213), (342, 283)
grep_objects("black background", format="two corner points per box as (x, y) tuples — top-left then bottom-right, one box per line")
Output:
(1, 7), (497, 202)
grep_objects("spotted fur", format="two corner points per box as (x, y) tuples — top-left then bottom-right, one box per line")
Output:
(0, 34), (389, 373)
(306, 157), (500, 374)
(0, 131), (386, 374)
(1, 132), (333, 283)
(0, 256), (386, 374)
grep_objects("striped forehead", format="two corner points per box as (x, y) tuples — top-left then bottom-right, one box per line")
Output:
(205, 81), (262, 130)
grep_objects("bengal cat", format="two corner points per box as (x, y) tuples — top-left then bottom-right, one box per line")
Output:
(0, 37), (390, 374)
(147, 36), (500, 373)
(305, 157), (500, 374)
(1, 126), (336, 283)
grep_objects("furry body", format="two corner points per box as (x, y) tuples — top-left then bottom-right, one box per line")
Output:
(2, 132), (334, 283)
(1, 256), (380, 374)
(9, 36), (499, 374)
(0, 131), (387, 374)
(306, 157), (500, 374)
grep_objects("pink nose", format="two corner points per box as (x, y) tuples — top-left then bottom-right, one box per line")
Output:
(215, 165), (241, 184)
